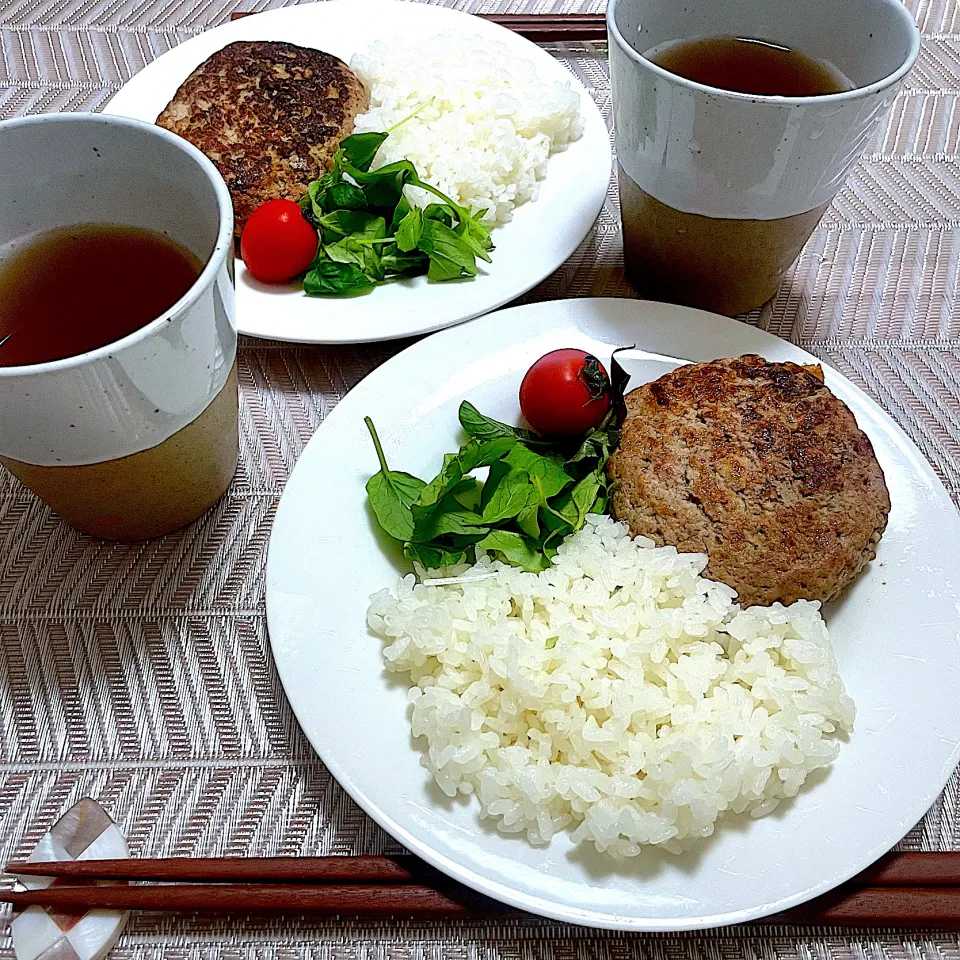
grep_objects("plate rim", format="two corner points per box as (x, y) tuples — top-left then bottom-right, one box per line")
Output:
(103, 0), (612, 345)
(266, 296), (960, 930)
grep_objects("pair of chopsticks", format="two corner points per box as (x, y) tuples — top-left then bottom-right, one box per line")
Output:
(1, 856), (491, 918)
(4, 852), (960, 927)
(227, 10), (608, 41)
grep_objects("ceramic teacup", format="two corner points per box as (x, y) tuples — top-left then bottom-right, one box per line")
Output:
(0, 113), (237, 539)
(607, 0), (921, 315)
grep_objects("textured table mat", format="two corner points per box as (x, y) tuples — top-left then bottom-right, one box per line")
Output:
(2, 0), (960, 955)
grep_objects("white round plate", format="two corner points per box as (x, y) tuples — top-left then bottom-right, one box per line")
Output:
(266, 297), (960, 930)
(104, 1), (610, 344)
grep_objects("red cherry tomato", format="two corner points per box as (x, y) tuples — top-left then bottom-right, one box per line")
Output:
(519, 349), (611, 437)
(240, 199), (318, 284)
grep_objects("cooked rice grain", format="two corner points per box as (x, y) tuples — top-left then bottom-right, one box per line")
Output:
(350, 34), (583, 224)
(367, 515), (854, 856)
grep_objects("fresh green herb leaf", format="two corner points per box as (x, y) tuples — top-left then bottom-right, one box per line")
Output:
(380, 245), (428, 275)
(516, 503), (540, 539)
(445, 531), (493, 549)
(414, 438), (513, 518)
(454, 212), (494, 264)
(325, 182), (368, 211)
(479, 460), (511, 513)
(504, 445), (571, 499)
(570, 470), (603, 526)
(406, 171), (475, 224)
(357, 214), (389, 243)
(472, 437), (516, 466)
(480, 470), (535, 524)
(414, 497), (488, 540)
(452, 477), (481, 511)
(459, 401), (522, 443)
(326, 215), (387, 279)
(318, 210), (384, 240)
(407, 177), (492, 265)
(324, 239), (382, 283)
(568, 408), (621, 466)
(538, 510), (574, 551)
(362, 181), (408, 213)
(364, 417), (426, 541)
(366, 472), (421, 541)
(541, 491), (578, 530)
(395, 208), (424, 252)
(415, 451), (466, 514)
(324, 237), (366, 267)
(404, 542), (467, 569)
(339, 132), (389, 172)
(458, 401), (552, 448)
(390, 195), (413, 233)
(301, 174), (336, 226)
(364, 393), (619, 576)
(477, 530), (550, 572)
(423, 203), (455, 226)
(303, 260), (376, 297)
(417, 218), (478, 282)
(347, 159), (417, 204)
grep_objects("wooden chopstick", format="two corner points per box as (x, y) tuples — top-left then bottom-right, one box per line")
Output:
(772, 886), (960, 929)
(4, 879), (960, 927)
(8, 851), (960, 887)
(0, 883), (500, 917)
(853, 852), (960, 886)
(456, 13), (606, 41)
(227, 10), (608, 41)
(3, 855), (418, 884)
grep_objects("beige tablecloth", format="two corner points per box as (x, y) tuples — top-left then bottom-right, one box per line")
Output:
(2, 0), (960, 955)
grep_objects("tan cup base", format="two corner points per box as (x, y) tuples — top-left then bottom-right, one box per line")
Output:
(618, 165), (829, 316)
(1, 364), (239, 540)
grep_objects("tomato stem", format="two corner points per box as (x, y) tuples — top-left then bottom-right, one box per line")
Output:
(578, 354), (610, 401)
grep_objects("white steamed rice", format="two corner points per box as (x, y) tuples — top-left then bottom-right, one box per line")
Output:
(350, 34), (584, 224)
(366, 515), (854, 857)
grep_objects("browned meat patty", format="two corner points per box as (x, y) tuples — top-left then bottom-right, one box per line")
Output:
(157, 40), (367, 236)
(607, 355), (890, 607)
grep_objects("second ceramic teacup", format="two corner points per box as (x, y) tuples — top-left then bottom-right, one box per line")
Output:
(607, 0), (920, 315)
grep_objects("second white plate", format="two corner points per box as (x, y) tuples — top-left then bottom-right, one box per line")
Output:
(105, 1), (611, 344)
(265, 297), (960, 930)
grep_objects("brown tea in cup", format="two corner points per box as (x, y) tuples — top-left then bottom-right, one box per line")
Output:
(647, 36), (851, 98)
(0, 224), (203, 366)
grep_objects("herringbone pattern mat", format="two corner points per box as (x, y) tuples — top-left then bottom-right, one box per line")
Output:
(1, 0), (959, 955)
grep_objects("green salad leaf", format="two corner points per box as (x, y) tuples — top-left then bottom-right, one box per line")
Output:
(299, 132), (494, 296)
(364, 403), (621, 574)
(304, 261), (376, 297)
(341, 131), (389, 172)
(458, 401), (552, 448)
(475, 530), (549, 572)
(364, 417), (426, 541)
(395, 208), (424, 252)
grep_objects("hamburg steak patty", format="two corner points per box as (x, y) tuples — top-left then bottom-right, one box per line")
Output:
(157, 40), (367, 235)
(607, 355), (890, 607)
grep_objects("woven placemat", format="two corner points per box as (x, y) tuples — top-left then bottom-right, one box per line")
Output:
(1, 0), (959, 955)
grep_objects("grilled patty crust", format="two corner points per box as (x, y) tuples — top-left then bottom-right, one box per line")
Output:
(607, 355), (890, 607)
(157, 40), (367, 236)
